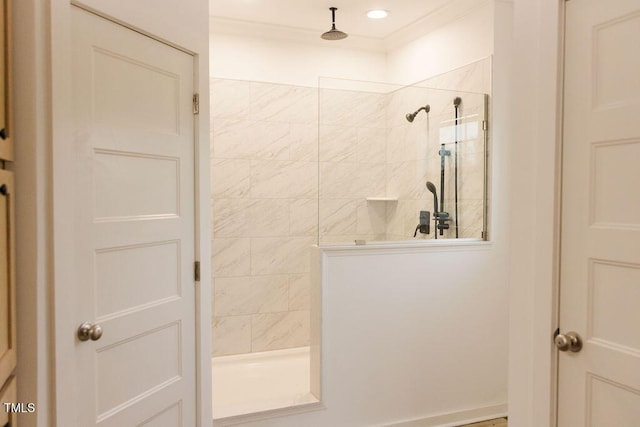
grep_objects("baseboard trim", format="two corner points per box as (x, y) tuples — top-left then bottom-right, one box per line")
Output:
(385, 403), (508, 427)
(213, 401), (325, 426)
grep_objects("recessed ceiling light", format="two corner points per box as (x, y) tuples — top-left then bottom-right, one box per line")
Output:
(366, 10), (389, 19)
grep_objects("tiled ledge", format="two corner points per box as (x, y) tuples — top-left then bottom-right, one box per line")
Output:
(317, 238), (492, 256)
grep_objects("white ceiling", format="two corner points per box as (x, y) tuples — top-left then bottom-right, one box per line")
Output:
(209, 0), (453, 39)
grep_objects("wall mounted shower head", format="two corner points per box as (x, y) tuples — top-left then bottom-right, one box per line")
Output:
(406, 105), (431, 122)
(453, 97), (462, 107)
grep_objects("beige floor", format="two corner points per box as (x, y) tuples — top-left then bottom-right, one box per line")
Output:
(461, 418), (508, 427)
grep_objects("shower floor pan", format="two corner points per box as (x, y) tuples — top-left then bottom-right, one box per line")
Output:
(212, 346), (318, 419)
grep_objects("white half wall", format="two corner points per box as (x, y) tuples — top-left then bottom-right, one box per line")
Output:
(220, 243), (508, 427)
(315, 244), (509, 427)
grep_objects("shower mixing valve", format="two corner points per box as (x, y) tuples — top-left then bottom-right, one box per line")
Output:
(414, 210), (431, 237)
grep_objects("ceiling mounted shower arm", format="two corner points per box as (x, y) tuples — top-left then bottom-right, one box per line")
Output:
(321, 7), (348, 40)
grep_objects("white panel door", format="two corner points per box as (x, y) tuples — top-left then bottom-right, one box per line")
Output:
(559, 0), (640, 425)
(66, 7), (196, 426)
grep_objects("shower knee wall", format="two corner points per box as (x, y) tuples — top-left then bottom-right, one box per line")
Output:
(212, 245), (509, 427)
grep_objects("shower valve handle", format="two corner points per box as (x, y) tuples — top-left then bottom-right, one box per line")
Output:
(414, 211), (431, 237)
(434, 212), (450, 220)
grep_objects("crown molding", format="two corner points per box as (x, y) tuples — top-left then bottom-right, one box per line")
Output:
(383, 0), (494, 50)
(210, 16), (386, 53)
(210, 0), (494, 53)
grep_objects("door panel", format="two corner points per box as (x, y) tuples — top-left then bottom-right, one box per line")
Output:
(587, 375), (640, 426)
(95, 241), (180, 317)
(68, 7), (196, 426)
(559, 0), (640, 424)
(93, 150), (180, 220)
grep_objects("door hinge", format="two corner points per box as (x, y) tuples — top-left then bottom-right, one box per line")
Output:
(482, 120), (488, 131)
(193, 93), (200, 115)
(194, 261), (201, 282)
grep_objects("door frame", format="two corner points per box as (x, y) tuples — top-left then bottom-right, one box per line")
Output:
(507, 0), (567, 426)
(49, 2), (211, 426)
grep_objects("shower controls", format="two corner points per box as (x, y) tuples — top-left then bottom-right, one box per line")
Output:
(414, 210), (430, 237)
(433, 211), (451, 232)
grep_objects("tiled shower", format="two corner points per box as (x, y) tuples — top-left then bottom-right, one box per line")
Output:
(210, 58), (491, 358)
(210, 80), (317, 356)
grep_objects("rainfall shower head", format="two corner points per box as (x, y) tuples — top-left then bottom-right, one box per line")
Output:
(321, 7), (348, 40)
(406, 105), (431, 122)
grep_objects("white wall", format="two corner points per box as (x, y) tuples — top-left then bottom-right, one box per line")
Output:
(210, 1), (495, 89)
(317, 245), (508, 427)
(386, 1), (495, 85)
(210, 32), (387, 87)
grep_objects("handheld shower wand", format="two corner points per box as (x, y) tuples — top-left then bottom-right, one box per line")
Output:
(426, 181), (438, 214)
(426, 181), (439, 239)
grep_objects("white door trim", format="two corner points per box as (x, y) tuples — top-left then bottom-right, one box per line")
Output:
(507, 0), (566, 425)
(50, 3), (211, 426)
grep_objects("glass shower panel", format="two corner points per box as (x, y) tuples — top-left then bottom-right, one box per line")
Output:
(318, 77), (488, 245)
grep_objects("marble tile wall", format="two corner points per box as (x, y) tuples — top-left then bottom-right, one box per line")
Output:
(385, 89), (487, 240)
(318, 58), (491, 243)
(384, 58), (491, 241)
(211, 78), (317, 357)
(318, 88), (388, 243)
(210, 58), (491, 355)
